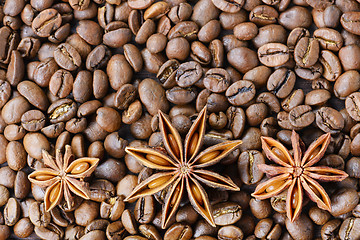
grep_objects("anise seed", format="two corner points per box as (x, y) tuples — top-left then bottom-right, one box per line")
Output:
(71, 162), (90, 174)
(168, 134), (180, 158)
(49, 183), (61, 203)
(198, 151), (220, 164)
(148, 175), (172, 188)
(146, 154), (171, 166)
(188, 132), (199, 156)
(35, 174), (54, 181)
(191, 183), (203, 205)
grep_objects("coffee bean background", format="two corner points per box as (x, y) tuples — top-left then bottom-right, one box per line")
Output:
(1, 0), (360, 239)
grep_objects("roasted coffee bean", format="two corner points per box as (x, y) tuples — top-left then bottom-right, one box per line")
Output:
(176, 61), (203, 87)
(17, 80), (49, 111)
(305, 89), (331, 106)
(316, 107), (344, 134)
(294, 37), (320, 68)
(5, 140), (27, 170)
(341, 12), (360, 36)
(4, 198), (20, 226)
(213, 202), (242, 226)
(203, 68), (230, 93)
(314, 28), (343, 52)
(29, 202), (51, 228)
(48, 99), (77, 124)
(346, 92), (360, 121)
(54, 43), (82, 71)
(190, 41), (212, 65)
(134, 196), (155, 224)
(238, 150), (265, 185)
(226, 80), (256, 106)
(249, 5), (278, 26)
(258, 43), (289, 67)
(164, 223), (193, 240)
(267, 68), (295, 99)
(227, 47), (258, 74)
(76, 20), (103, 45)
(289, 105), (314, 128)
(32, 9), (62, 38)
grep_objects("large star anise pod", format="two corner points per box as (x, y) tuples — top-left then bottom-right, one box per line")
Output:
(125, 107), (241, 228)
(28, 145), (99, 211)
(252, 131), (348, 222)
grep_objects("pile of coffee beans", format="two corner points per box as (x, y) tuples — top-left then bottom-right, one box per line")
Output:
(1, 0), (360, 239)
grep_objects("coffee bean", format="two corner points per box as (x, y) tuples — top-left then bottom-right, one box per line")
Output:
(346, 92), (360, 121)
(227, 47), (258, 74)
(134, 196), (155, 224)
(226, 80), (256, 106)
(258, 43), (289, 67)
(289, 105), (315, 128)
(267, 68), (295, 99)
(249, 5), (278, 26)
(294, 37), (320, 68)
(341, 12), (360, 36)
(54, 43), (82, 71)
(213, 202), (242, 226)
(316, 107), (344, 134)
(32, 9), (62, 38)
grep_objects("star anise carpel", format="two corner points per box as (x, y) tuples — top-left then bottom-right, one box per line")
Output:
(252, 130), (348, 222)
(28, 145), (99, 212)
(124, 107), (242, 228)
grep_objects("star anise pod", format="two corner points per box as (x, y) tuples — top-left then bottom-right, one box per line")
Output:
(125, 107), (241, 228)
(28, 145), (99, 211)
(252, 130), (348, 222)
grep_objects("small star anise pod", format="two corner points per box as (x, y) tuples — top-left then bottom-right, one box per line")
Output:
(125, 107), (241, 228)
(28, 145), (99, 211)
(252, 130), (348, 222)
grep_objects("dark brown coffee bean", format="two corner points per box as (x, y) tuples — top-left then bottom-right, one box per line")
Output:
(267, 68), (295, 99)
(168, 21), (199, 41)
(281, 89), (304, 112)
(107, 54), (133, 91)
(103, 22), (132, 48)
(104, 132), (128, 158)
(249, 5), (278, 26)
(346, 92), (360, 121)
(339, 217), (360, 240)
(33, 58), (59, 87)
(21, 110), (46, 132)
(226, 80), (256, 106)
(176, 61), (202, 87)
(209, 39), (224, 68)
(6, 50), (24, 87)
(139, 78), (169, 115)
(319, 50), (342, 81)
(191, 0), (220, 27)
(32, 9), (62, 38)
(331, 188), (359, 217)
(166, 86), (197, 105)
(238, 150), (265, 185)
(166, 37), (190, 61)
(294, 37), (320, 68)
(49, 69), (74, 98)
(54, 43), (82, 71)
(73, 70), (93, 103)
(48, 99), (77, 124)
(212, 0), (244, 13)
(190, 41), (212, 65)
(93, 70), (109, 99)
(227, 47), (258, 74)
(316, 107), (344, 134)
(95, 159), (126, 183)
(341, 12), (360, 36)
(334, 71), (360, 100)
(1, 96), (31, 125)
(29, 202), (50, 228)
(203, 68), (230, 93)
(279, 6), (312, 30)
(198, 20), (221, 43)
(213, 202), (242, 226)
(0, 80), (11, 109)
(76, 20), (103, 45)
(86, 44), (111, 71)
(252, 24), (287, 49)
(17, 81), (49, 111)
(123, 44), (143, 73)
(314, 28), (343, 52)
(134, 196), (155, 224)
(289, 105), (314, 128)
(164, 223), (193, 240)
